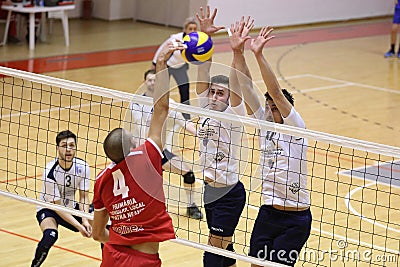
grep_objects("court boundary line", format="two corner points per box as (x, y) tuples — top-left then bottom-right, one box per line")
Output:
(247, 204), (400, 255)
(0, 100), (116, 119)
(254, 73), (400, 95)
(305, 74), (400, 94)
(344, 181), (400, 235)
(0, 227), (101, 262)
(338, 161), (400, 245)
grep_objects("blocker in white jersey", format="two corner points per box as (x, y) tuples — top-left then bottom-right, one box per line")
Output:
(197, 89), (246, 186)
(195, 11), (249, 267)
(253, 106), (310, 209)
(238, 26), (312, 266)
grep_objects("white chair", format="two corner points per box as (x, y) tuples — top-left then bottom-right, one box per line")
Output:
(47, 10), (63, 34)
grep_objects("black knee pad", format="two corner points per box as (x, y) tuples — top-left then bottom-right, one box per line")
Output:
(41, 229), (58, 249)
(183, 171), (195, 184)
(203, 247), (236, 267)
(32, 229), (58, 267)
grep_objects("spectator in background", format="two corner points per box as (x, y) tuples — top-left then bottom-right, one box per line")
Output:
(152, 17), (198, 120)
(384, 0), (400, 58)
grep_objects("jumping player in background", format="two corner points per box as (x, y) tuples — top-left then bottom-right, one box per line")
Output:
(127, 69), (203, 220)
(92, 42), (183, 267)
(195, 6), (249, 267)
(31, 130), (92, 267)
(384, 0), (400, 58)
(237, 25), (312, 266)
(152, 17), (198, 119)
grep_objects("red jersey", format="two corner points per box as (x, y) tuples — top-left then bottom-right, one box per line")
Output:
(93, 139), (175, 245)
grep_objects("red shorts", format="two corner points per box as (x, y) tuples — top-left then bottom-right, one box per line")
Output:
(101, 243), (161, 267)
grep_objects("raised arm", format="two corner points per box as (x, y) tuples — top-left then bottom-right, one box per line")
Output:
(196, 60), (212, 95)
(229, 16), (259, 111)
(148, 42), (184, 149)
(195, 6), (225, 37)
(152, 37), (169, 69)
(195, 6), (225, 95)
(250, 27), (292, 117)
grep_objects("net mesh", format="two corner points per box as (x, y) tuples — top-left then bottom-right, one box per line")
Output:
(1, 66), (400, 266)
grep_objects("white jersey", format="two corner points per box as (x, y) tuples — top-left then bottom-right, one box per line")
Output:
(129, 98), (187, 150)
(197, 90), (246, 185)
(38, 158), (91, 210)
(254, 106), (310, 208)
(152, 32), (186, 69)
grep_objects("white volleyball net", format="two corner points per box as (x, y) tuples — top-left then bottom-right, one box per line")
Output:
(1, 66), (399, 266)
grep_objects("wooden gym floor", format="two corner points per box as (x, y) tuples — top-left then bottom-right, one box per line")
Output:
(0, 15), (400, 266)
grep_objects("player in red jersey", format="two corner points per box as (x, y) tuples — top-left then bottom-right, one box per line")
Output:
(91, 41), (184, 267)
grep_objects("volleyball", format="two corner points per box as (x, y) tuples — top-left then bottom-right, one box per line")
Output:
(181, 31), (214, 64)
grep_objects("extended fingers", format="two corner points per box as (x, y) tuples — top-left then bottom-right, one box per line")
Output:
(263, 26), (274, 38)
(238, 20), (245, 33)
(170, 39), (185, 50)
(209, 6), (216, 20)
(259, 26), (273, 38)
(244, 16), (254, 29)
(195, 12), (201, 22)
(247, 18), (255, 30)
(199, 6), (205, 19)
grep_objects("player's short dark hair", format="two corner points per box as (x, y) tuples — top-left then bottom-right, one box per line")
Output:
(264, 89), (294, 106)
(56, 130), (76, 146)
(103, 128), (132, 164)
(144, 69), (156, 81)
(211, 75), (230, 88)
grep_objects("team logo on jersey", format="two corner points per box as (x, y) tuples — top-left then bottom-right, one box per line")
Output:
(113, 224), (144, 235)
(76, 166), (83, 175)
(289, 182), (301, 194)
(261, 148), (282, 158)
(198, 127), (217, 139)
(214, 152), (225, 162)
